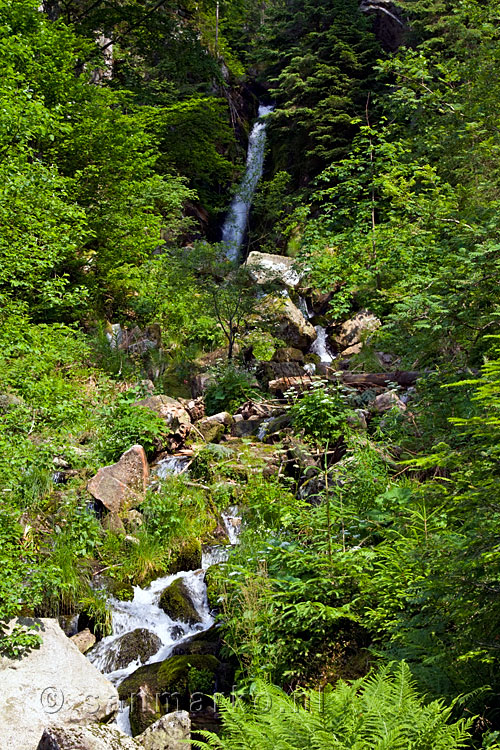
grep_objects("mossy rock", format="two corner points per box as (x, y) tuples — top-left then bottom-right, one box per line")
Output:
(168, 538), (202, 574)
(159, 577), (203, 625)
(98, 628), (162, 673)
(119, 653), (220, 713)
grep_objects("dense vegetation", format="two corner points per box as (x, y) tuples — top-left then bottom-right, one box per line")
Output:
(2, 0), (500, 747)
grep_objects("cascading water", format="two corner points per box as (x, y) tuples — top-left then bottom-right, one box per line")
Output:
(310, 325), (333, 364)
(221, 104), (274, 261)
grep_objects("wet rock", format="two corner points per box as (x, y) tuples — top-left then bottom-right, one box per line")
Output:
(87, 445), (149, 513)
(171, 625), (222, 657)
(246, 251), (302, 288)
(373, 391), (407, 413)
(335, 311), (381, 349)
(37, 724), (140, 750)
(138, 710), (190, 750)
(262, 295), (317, 350)
(136, 395), (191, 452)
(70, 628), (96, 654)
(159, 579), (203, 626)
(97, 629), (162, 673)
(1, 618), (119, 750)
(272, 347), (305, 363)
(268, 375), (316, 398)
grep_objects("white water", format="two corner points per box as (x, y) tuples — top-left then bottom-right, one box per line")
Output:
(310, 325), (333, 364)
(221, 505), (242, 545)
(88, 505), (243, 735)
(221, 104), (274, 261)
(155, 455), (190, 479)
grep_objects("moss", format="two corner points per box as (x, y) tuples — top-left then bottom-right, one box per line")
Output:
(159, 577), (202, 625)
(204, 566), (222, 610)
(168, 538), (202, 574)
(158, 653), (220, 700)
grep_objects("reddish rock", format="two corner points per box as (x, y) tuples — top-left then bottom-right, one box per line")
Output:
(87, 445), (149, 513)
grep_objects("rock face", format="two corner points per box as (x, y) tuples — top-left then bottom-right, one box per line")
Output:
(263, 296), (317, 350)
(159, 579), (202, 626)
(136, 395), (191, 452)
(139, 711), (191, 750)
(0, 618), (119, 750)
(373, 391), (407, 413)
(37, 724), (140, 750)
(95, 629), (162, 674)
(70, 628), (96, 654)
(246, 251), (302, 289)
(87, 445), (149, 513)
(335, 311), (381, 350)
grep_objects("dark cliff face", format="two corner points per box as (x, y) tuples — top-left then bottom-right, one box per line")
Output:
(359, 0), (407, 50)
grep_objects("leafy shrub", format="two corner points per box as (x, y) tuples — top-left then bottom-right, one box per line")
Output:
(205, 364), (261, 416)
(97, 393), (166, 463)
(289, 384), (352, 444)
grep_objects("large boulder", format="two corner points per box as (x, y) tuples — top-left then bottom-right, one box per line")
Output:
(37, 724), (140, 750)
(335, 311), (381, 350)
(135, 396), (191, 452)
(262, 296), (317, 350)
(87, 445), (149, 513)
(92, 629), (162, 674)
(0, 618), (119, 750)
(159, 579), (202, 626)
(246, 251), (302, 289)
(119, 654), (220, 719)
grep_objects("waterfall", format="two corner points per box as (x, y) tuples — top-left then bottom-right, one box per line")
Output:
(310, 325), (333, 364)
(221, 104), (274, 261)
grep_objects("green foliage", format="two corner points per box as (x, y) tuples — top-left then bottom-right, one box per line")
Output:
(289, 384), (353, 444)
(193, 665), (472, 750)
(205, 364), (260, 416)
(96, 391), (166, 463)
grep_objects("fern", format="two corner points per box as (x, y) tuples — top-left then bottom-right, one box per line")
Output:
(192, 664), (472, 750)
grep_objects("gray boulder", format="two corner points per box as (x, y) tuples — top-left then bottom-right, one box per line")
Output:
(262, 295), (317, 350)
(246, 251), (302, 289)
(139, 710), (191, 750)
(1, 618), (119, 750)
